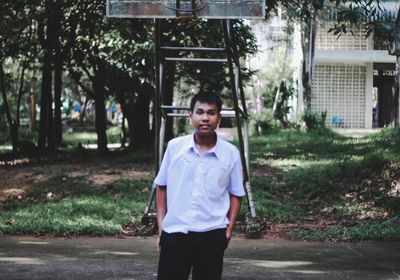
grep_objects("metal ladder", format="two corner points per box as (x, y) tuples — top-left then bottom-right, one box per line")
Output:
(143, 19), (257, 222)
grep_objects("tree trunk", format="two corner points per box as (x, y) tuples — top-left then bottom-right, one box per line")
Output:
(80, 96), (89, 126)
(14, 63), (27, 152)
(132, 87), (152, 150)
(38, 50), (53, 152)
(54, 55), (63, 146)
(30, 76), (37, 132)
(120, 114), (127, 148)
(0, 63), (18, 153)
(116, 91), (128, 148)
(395, 55), (400, 126)
(93, 65), (108, 155)
(126, 92), (136, 150)
(393, 8), (400, 126)
(53, 3), (63, 146)
(301, 15), (317, 113)
(38, 0), (56, 153)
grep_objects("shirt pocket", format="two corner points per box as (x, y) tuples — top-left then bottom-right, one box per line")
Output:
(205, 159), (232, 195)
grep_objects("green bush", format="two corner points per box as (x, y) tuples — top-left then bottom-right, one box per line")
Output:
(302, 110), (327, 131)
(250, 108), (282, 135)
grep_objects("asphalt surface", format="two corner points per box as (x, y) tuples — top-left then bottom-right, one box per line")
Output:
(0, 235), (399, 280)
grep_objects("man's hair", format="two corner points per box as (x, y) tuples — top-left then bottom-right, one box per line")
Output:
(190, 92), (222, 113)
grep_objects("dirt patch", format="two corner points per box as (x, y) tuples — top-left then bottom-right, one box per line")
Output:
(252, 165), (282, 177)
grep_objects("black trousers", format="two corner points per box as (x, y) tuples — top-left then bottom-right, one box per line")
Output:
(157, 229), (227, 280)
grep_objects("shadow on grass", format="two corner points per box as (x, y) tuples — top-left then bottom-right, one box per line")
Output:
(0, 173), (153, 236)
(249, 129), (400, 240)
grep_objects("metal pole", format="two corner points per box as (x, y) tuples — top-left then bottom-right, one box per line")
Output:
(144, 19), (162, 216)
(243, 120), (256, 218)
(223, 19), (256, 218)
(159, 117), (166, 164)
(154, 19), (161, 173)
(222, 20), (248, 182)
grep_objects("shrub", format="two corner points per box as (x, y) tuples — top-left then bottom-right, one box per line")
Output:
(250, 108), (282, 135)
(302, 110), (327, 131)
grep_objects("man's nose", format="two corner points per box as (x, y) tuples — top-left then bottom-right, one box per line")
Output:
(201, 113), (210, 121)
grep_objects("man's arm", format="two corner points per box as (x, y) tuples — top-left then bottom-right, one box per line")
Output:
(156, 185), (167, 251)
(226, 194), (242, 245)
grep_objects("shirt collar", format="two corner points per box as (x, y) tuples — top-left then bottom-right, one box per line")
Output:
(187, 132), (221, 159)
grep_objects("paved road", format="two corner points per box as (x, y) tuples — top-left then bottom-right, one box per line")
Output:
(0, 235), (399, 280)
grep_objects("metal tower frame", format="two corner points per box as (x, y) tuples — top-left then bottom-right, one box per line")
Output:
(143, 19), (256, 219)
(106, 0), (266, 226)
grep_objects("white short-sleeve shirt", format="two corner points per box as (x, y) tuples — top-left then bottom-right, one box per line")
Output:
(154, 132), (245, 234)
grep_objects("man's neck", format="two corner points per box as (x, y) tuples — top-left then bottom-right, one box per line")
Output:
(194, 132), (217, 153)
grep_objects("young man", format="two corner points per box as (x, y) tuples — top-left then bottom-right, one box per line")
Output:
(155, 92), (245, 280)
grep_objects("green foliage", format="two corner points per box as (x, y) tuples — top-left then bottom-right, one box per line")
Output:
(250, 40), (295, 133)
(273, 80), (295, 123)
(302, 110), (327, 131)
(1, 1), (259, 151)
(166, 19), (258, 102)
(250, 108), (282, 134)
(327, 1), (397, 45)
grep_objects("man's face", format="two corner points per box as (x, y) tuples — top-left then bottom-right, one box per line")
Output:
(190, 101), (221, 137)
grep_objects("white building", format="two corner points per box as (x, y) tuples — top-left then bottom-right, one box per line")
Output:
(311, 2), (399, 128)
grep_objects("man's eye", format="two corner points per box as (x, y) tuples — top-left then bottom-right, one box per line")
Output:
(196, 110), (203, 114)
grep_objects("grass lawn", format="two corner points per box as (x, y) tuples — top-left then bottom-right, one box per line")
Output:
(249, 128), (400, 241)
(1, 128), (400, 240)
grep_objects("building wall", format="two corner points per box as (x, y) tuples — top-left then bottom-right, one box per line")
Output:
(311, 63), (374, 128)
(312, 21), (394, 128)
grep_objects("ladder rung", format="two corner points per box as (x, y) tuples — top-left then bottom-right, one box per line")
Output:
(161, 106), (236, 112)
(164, 57), (227, 63)
(160, 47), (225, 52)
(166, 112), (238, 118)
(161, 105), (190, 110)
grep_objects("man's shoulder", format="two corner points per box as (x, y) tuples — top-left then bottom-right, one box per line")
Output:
(167, 134), (191, 148)
(216, 136), (240, 156)
(218, 137), (235, 148)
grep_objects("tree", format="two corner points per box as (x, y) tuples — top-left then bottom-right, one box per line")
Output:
(0, 1), (37, 152)
(105, 19), (155, 151)
(68, 0), (113, 154)
(0, 1), (265, 155)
